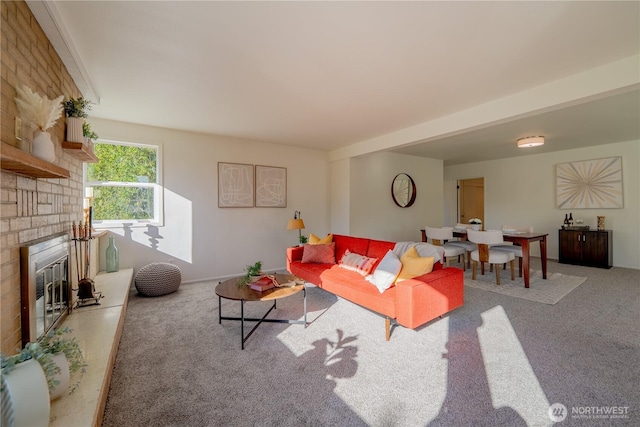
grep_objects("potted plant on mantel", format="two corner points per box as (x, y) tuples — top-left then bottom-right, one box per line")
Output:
(14, 85), (63, 162)
(63, 96), (92, 144)
(83, 121), (99, 153)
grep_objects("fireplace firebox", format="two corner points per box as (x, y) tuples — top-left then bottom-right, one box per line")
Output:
(20, 232), (71, 346)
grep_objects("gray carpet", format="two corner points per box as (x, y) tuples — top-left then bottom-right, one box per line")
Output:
(103, 259), (639, 426)
(463, 266), (586, 304)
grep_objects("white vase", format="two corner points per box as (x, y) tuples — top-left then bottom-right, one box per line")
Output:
(471, 224), (481, 231)
(31, 131), (56, 163)
(49, 353), (70, 400)
(1, 359), (51, 427)
(66, 117), (84, 143)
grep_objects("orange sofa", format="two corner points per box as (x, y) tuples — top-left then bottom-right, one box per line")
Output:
(286, 234), (464, 340)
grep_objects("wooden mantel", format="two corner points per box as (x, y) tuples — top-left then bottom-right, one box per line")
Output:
(1, 141), (70, 178)
(62, 141), (98, 163)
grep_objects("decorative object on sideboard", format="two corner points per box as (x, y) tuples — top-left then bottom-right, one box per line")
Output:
(287, 210), (306, 246)
(14, 85), (63, 162)
(391, 173), (416, 208)
(517, 136), (544, 148)
(597, 216), (606, 231)
(63, 96), (92, 144)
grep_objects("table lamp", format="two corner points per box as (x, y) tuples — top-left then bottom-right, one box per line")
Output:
(287, 210), (305, 246)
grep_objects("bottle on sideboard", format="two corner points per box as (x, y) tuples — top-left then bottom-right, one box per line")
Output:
(564, 214), (569, 228)
(569, 213), (574, 226)
(106, 236), (119, 273)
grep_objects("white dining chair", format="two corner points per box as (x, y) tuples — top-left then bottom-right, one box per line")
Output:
(467, 229), (515, 285)
(492, 225), (531, 277)
(447, 223), (476, 268)
(424, 226), (466, 270)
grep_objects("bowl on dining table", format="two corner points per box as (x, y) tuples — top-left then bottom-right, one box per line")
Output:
(502, 228), (517, 233)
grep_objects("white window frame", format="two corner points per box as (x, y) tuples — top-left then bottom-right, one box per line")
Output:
(84, 139), (163, 228)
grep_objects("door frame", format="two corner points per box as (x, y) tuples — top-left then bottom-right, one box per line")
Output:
(457, 177), (485, 226)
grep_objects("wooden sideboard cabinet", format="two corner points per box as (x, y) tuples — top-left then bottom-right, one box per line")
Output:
(558, 229), (612, 269)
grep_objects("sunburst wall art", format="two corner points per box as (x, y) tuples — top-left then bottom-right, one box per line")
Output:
(556, 156), (623, 209)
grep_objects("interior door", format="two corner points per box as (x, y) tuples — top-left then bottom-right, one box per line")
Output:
(459, 178), (484, 226)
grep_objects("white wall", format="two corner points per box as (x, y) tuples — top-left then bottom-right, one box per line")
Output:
(347, 152), (443, 242)
(329, 158), (350, 236)
(444, 140), (640, 269)
(91, 118), (330, 281)
(89, 118), (639, 280)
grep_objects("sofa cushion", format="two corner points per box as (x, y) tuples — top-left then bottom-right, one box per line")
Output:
(397, 246), (435, 281)
(366, 239), (396, 265)
(339, 249), (378, 276)
(309, 233), (333, 245)
(333, 234), (371, 263)
(365, 249), (402, 293)
(301, 243), (336, 264)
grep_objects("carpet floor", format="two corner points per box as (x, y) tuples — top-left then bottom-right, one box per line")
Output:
(103, 259), (639, 427)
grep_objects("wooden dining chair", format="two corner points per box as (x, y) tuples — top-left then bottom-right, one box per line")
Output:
(467, 229), (515, 285)
(424, 226), (466, 270)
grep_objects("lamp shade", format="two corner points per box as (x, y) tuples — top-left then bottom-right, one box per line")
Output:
(287, 218), (305, 230)
(517, 136), (544, 148)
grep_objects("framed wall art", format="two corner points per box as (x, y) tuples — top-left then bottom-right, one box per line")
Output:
(218, 162), (254, 208)
(255, 165), (287, 207)
(556, 156), (623, 209)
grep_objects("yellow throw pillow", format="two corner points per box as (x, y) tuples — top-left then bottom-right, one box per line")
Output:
(309, 233), (333, 245)
(397, 246), (435, 281)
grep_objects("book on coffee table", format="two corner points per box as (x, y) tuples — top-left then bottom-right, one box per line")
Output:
(250, 276), (277, 292)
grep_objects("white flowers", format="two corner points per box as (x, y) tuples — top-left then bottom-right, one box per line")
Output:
(15, 85), (63, 131)
(469, 218), (482, 224)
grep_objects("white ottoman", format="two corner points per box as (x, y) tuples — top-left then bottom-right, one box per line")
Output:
(135, 262), (182, 297)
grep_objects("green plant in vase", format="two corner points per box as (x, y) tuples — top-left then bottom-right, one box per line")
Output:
(299, 235), (308, 244)
(1, 327), (87, 397)
(63, 96), (92, 118)
(63, 96), (93, 143)
(38, 327), (87, 391)
(238, 261), (263, 286)
(83, 121), (99, 142)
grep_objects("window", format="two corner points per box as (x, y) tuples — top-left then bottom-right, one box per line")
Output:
(85, 140), (163, 227)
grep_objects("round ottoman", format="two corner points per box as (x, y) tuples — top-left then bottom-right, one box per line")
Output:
(135, 262), (182, 297)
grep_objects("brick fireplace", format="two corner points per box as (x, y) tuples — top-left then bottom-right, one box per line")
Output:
(1, 1), (85, 353)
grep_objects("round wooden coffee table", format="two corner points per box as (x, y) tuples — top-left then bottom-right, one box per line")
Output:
(215, 273), (307, 349)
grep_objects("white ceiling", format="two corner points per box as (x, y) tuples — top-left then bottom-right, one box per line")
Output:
(30, 1), (640, 165)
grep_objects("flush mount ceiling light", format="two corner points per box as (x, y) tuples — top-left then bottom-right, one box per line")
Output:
(517, 136), (545, 148)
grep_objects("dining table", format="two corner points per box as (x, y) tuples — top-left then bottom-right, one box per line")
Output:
(420, 228), (549, 288)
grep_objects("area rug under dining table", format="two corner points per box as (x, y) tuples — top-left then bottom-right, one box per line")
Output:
(462, 265), (586, 305)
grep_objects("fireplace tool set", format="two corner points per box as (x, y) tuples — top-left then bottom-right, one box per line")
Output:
(72, 220), (102, 307)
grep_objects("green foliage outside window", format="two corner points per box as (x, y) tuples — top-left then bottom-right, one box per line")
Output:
(87, 143), (158, 221)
